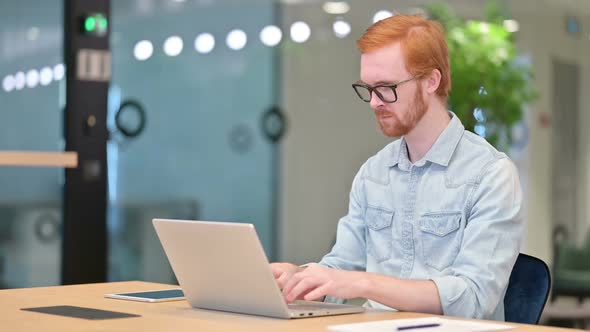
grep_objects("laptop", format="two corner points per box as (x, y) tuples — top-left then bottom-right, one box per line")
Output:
(152, 218), (365, 319)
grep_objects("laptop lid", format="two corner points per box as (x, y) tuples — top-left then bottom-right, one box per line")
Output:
(152, 219), (364, 319)
(153, 219), (293, 318)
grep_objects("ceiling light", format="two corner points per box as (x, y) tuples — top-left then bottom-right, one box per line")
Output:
(373, 10), (393, 23)
(333, 20), (351, 38)
(195, 33), (215, 54)
(163, 36), (184, 56)
(322, 2), (350, 15)
(290, 21), (311, 43)
(53, 64), (65, 81)
(2, 75), (15, 92)
(260, 25), (282, 47)
(14, 72), (25, 90)
(39, 67), (53, 86)
(26, 69), (39, 88)
(226, 29), (247, 50)
(134, 40), (154, 60)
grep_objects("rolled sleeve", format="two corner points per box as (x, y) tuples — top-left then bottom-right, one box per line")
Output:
(432, 275), (474, 316)
(432, 157), (523, 319)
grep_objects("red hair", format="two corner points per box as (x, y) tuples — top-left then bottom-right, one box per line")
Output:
(357, 15), (451, 99)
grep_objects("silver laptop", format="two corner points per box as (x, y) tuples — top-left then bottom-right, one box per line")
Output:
(152, 219), (365, 319)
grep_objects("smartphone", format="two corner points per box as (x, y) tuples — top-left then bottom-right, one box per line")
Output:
(104, 289), (185, 303)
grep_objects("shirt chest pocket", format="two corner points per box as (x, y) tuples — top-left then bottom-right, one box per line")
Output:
(419, 212), (462, 271)
(365, 206), (394, 262)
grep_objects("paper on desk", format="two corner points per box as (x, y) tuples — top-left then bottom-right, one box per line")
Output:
(327, 317), (514, 332)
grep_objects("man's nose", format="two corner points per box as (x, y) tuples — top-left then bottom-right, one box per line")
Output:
(369, 91), (384, 109)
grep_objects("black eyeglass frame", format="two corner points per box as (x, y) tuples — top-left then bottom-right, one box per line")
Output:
(352, 76), (417, 103)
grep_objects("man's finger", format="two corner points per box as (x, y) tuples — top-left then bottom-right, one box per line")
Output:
(282, 270), (306, 299)
(276, 273), (289, 289)
(271, 265), (283, 278)
(286, 277), (317, 302)
(304, 283), (330, 301)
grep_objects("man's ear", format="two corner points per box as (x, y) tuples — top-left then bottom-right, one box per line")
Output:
(425, 69), (442, 94)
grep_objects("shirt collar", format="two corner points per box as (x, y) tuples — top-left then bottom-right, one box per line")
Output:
(388, 112), (464, 168)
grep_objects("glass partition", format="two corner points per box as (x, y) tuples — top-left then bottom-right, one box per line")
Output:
(0, 0), (64, 288)
(107, 0), (278, 282)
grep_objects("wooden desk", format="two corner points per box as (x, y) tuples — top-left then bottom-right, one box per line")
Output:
(0, 281), (582, 332)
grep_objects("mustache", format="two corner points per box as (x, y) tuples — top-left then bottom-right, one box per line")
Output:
(374, 108), (395, 116)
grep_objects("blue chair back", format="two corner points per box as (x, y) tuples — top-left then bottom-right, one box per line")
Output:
(504, 253), (551, 324)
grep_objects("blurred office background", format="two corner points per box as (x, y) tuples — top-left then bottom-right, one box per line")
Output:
(1, 0), (589, 327)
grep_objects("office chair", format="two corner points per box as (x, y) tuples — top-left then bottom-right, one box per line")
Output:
(504, 253), (551, 324)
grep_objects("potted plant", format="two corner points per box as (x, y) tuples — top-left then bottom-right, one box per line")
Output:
(427, 2), (538, 150)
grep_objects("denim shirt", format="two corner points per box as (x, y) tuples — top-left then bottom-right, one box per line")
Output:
(319, 113), (523, 320)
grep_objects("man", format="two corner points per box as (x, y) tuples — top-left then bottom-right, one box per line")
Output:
(271, 14), (522, 320)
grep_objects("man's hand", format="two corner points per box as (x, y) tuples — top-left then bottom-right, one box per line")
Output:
(281, 263), (366, 302)
(274, 263), (442, 314)
(270, 262), (304, 290)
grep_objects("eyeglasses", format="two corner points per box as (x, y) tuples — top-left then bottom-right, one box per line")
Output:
(352, 77), (417, 103)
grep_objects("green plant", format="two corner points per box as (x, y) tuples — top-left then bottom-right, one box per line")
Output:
(427, 2), (537, 149)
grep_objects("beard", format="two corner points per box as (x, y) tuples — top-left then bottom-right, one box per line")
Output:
(377, 84), (427, 137)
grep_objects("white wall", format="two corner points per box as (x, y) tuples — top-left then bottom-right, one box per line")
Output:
(511, 1), (590, 260)
(278, 3), (390, 263)
(277, 0), (590, 266)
